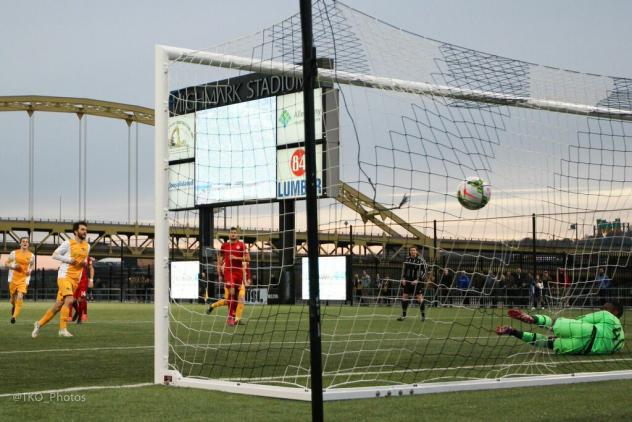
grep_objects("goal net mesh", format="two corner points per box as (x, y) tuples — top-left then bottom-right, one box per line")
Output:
(164, 0), (632, 393)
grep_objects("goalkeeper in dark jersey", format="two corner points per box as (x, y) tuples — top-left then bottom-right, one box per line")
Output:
(496, 302), (624, 355)
(397, 246), (428, 321)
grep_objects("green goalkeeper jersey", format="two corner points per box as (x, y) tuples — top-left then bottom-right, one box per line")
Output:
(575, 310), (625, 354)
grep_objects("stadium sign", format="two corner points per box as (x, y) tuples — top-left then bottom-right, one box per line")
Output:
(276, 89), (322, 145)
(277, 145), (323, 199)
(168, 77), (339, 209)
(170, 73), (306, 115)
(168, 114), (195, 161)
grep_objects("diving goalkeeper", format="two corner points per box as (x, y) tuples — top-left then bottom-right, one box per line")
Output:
(496, 302), (624, 355)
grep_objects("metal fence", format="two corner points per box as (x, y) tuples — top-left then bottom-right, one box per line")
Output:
(351, 284), (632, 308)
(0, 265), (153, 302)
(2, 260), (631, 308)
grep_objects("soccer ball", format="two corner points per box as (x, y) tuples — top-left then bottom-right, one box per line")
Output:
(457, 177), (491, 210)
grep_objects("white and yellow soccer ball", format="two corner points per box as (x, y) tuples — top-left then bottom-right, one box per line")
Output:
(457, 177), (491, 210)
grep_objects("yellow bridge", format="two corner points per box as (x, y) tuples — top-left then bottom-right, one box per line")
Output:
(0, 96), (619, 262)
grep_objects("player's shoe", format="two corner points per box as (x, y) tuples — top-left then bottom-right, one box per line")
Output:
(508, 309), (535, 324)
(81, 314), (88, 322)
(227, 319), (236, 327)
(67, 317), (74, 322)
(420, 315), (425, 321)
(31, 321), (40, 338)
(206, 306), (214, 315)
(58, 329), (74, 337)
(495, 326), (517, 336)
(397, 316), (406, 321)
(10, 317), (16, 324)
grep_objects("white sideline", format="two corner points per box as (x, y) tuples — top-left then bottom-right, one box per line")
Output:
(0, 382), (153, 399)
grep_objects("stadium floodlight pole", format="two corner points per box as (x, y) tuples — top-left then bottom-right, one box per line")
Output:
(154, 45), (170, 385)
(300, 0), (324, 420)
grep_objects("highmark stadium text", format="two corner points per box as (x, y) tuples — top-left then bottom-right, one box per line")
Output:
(277, 178), (322, 199)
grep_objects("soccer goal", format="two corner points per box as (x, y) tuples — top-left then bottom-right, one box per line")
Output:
(155, 0), (632, 408)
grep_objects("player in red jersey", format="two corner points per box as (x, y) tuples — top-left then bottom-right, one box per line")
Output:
(206, 227), (251, 326)
(69, 256), (94, 323)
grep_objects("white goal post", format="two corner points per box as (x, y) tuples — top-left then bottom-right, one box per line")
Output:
(154, 43), (632, 400)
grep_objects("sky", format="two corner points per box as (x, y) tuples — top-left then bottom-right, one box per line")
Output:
(0, 0), (631, 229)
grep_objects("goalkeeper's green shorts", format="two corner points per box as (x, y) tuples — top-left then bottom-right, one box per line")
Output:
(552, 317), (595, 354)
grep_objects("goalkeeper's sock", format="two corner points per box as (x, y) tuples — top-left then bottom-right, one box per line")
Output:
(532, 315), (553, 329)
(520, 331), (553, 349)
(419, 299), (425, 318)
(60, 306), (70, 330)
(401, 300), (409, 317)
(12, 299), (23, 319)
(38, 309), (56, 328)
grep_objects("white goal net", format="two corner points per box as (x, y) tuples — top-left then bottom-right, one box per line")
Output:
(155, 0), (632, 401)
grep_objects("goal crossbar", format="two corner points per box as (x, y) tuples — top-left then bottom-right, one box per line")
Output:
(159, 45), (632, 122)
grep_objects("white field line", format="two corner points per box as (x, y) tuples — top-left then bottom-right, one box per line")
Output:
(172, 335), (501, 349)
(0, 335), (493, 355)
(0, 345), (152, 355)
(8, 314), (579, 325)
(0, 382), (153, 399)
(196, 315), (512, 323)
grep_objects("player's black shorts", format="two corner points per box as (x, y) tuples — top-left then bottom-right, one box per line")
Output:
(402, 280), (422, 296)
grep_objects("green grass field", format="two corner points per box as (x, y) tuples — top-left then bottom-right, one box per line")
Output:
(2, 301), (631, 421)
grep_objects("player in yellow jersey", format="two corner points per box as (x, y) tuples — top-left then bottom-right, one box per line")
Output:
(5, 237), (35, 324)
(32, 222), (90, 338)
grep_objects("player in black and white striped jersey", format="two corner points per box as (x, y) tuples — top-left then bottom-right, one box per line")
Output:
(397, 246), (428, 321)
